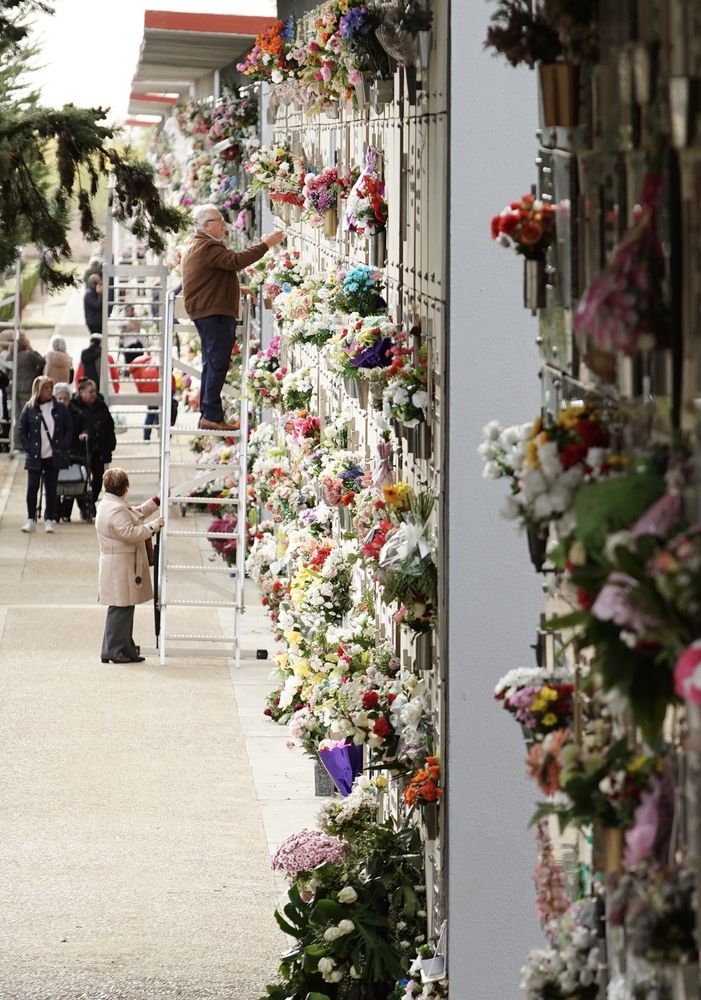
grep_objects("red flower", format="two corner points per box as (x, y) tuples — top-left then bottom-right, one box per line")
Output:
(575, 418), (610, 449)
(577, 588), (594, 611)
(559, 442), (588, 469)
(387, 693), (397, 704)
(373, 716), (392, 738)
(362, 690), (380, 709)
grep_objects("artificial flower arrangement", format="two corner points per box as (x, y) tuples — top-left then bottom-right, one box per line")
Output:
(281, 366), (315, 412)
(573, 172), (668, 365)
(259, 780), (425, 1000)
(331, 265), (386, 317)
(383, 345), (430, 426)
(344, 147), (388, 236)
(329, 314), (398, 382)
(261, 248), (306, 301)
(491, 192), (556, 260)
(206, 514), (241, 567)
(248, 335), (288, 407)
(494, 667), (574, 740)
(484, 0), (598, 69)
(479, 404), (615, 539)
(302, 165), (353, 226)
(403, 755), (443, 806)
(376, 485), (438, 633)
(284, 540), (355, 634)
(273, 275), (325, 325)
(320, 451), (366, 508)
(244, 144), (306, 208)
(336, 2), (393, 81)
(236, 17), (296, 83)
(520, 899), (601, 1000)
(284, 314), (336, 349)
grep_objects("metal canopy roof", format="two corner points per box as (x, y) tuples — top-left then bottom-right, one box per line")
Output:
(129, 10), (271, 112)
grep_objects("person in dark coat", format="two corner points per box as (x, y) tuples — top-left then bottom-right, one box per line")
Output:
(18, 376), (72, 534)
(83, 257), (102, 287)
(83, 274), (103, 334)
(69, 379), (116, 515)
(75, 334), (120, 395)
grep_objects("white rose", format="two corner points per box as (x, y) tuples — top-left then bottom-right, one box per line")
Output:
(533, 493), (555, 519)
(318, 957), (336, 974)
(481, 461), (501, 480)
(338, 886), (358, 904)
(500, 495), (521, 520)
(411, 390), (429, 412)
(326, 971), (343, 983)
(323, 927), (341, 941)
(349, 965), (361, 980)
(482, 420), (501, 440)
(477, 441), (497, 460)
(521, 467), (548, 498)
(537, 441), (561, 478)
(500, 425), (521, 447)
(337, 919), (355, 935)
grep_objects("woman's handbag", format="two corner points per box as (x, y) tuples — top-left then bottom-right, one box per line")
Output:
(145, 536), (155, 567)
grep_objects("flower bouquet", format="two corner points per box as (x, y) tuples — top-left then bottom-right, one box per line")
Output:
(494, 667), (574, 740)
(281, 366), (314, 412)
(302, 165), (352, 230)
(344, 148), (388, 236)
(236, 18), (296, 83)
(573, 173), (668, 370)
(285, 315), (335, 349)
(491, 192), (555, 260)
(520, 900), (601, 1000)
(317, 739), (364, 796)
(206, 514), (239, 567)
(274, 274), (324, 325)
(329, 315), (397, 388)
(377, 488), (437, 632)
(248, 335), (288, 407)
(244, 144), (305, 211)
(403, 756), (442, 805)
(331, 265), (386, 317)
(383, 348), (429, 426)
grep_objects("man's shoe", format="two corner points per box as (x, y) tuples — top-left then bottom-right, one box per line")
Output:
(44, 520), (55, 533)
(21, 519), (36, 533)
(198, 417), (239, 431)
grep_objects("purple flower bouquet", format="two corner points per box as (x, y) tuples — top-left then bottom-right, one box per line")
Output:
(318, 740), (364, 796)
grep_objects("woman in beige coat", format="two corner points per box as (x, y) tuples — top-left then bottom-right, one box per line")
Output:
(95, 468), (164, 663)
(43, 335), (73, 385)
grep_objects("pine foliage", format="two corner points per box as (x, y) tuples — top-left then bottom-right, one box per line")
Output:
(0, 0), (185, 287)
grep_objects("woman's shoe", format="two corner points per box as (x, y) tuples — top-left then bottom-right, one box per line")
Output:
(101, 655), (132, 664)
(21, 519), (36, 533)
(131, 656), (146, 663)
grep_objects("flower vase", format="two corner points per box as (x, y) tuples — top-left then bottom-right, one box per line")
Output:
(369, 380), (384, 410)
(415, 630), (432, 671)
(417, 30), (432, 78)
(371, 77), (394, 110)
(263, 294), (273, 310)
(355, 72), (371, 109)
(354, 379), (369, 409)
(539, 62), (578, 127)
(523, 257), (546, 314)
(409, 421), (431, 460)
(314, 758), (336, 797)
(291, 203), (302, 223)
(404, 64), (418, 106)
(526, 523), (548, 573)
(338, 505), (351, 532)
(369, 229), (386, 267)
(323, 206), (338, 238)
(423, 802), (438, 841)
(603, 826), (623, 875)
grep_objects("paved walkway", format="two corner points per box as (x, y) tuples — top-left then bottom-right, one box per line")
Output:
(0, 282), (318, 998)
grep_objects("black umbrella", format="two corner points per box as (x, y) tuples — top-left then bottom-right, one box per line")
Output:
(153, 529), (161, 648)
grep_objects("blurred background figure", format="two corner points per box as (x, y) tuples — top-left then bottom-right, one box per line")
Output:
(43, 334), (74, 385)
(69, 378), (116, 518)
(83, 274), (103, 336)
(18, 375), (71, 534)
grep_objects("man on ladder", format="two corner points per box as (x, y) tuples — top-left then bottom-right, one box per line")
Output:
(180, 205), (284, 431)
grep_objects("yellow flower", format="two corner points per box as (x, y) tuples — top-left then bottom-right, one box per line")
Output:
(373, 775), (388, 789)
(531, 697), (546, 713)
(286, 630), (303, 646)
(525, 438), (540, 468)
(568, 541), (586, 566)
(294, 660), (310, 678)
(383, 482), (413, 510)
(312, 672), (325, 685)
(627, 754), (650, 774)
(556, 404), (585, 430)
(542, 713), (558, 727)
(541, 686), (558, 702)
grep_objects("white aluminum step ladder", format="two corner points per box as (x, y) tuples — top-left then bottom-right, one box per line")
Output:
(98, 196), (169, 494)
(0, 255), (23, 455)
(156, 289), (253, 664)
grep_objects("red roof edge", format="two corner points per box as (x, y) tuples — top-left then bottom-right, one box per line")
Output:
(131, 92), (178, 104)
(124, 118), (161, 127)
(143, 11), (274, 35)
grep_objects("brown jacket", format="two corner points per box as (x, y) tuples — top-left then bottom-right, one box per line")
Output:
(44, 349), (73, 385)
(181, 232), (268, 320)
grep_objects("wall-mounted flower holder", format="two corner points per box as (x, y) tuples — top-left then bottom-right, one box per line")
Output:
(423, 801), (439, 841)
(417, 30), (432, 79)
(291, 204), (302, 223)
(263, 294), (273, 310)
(323, 206), (339, 238)
(408, 421), (432, 460)
(592, 823), (623, 875)
(415, 630), (433, 671)
(338, 505), (351, 532)
(314, 758), (335, 797)
(369, 229), (386, 267)
(523, 257), (547, 314)
(355, 73), (371, 109)
(419, 951), (445, 984)
(539, 62), (579, 128)
(371, 77), (395, 111)
(526, 523), (548, 573)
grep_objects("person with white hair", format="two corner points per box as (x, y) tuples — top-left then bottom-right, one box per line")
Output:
(181, 205), (284, 430)
(43, 334), (74, 385)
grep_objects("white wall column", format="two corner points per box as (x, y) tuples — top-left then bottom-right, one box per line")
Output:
(446, 7), (542, 997)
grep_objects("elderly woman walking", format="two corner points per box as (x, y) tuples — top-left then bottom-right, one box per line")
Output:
(18, 375), (72, 533)
(43, 335), (74, 385)
(95, 468), (164, 664)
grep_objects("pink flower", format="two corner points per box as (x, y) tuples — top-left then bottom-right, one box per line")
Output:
(320, 64), (332, 82)
(624, 767), (674, 868)
(348, 68), (362, 85)
(674, 641), (701, 703)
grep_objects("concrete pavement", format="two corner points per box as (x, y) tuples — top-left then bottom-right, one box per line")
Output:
(0, 283), (319, 999)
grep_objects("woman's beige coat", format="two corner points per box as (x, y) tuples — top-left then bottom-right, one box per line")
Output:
(95, 494), (158, 606)
(43, 349), (72, 385)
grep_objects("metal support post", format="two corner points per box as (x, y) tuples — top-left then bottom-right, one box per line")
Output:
(234, 299), (252, 668)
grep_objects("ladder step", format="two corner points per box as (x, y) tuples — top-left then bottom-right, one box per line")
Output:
(168, 530), (239, 538)
(169, 428), (240, 438)
(165, 633), (232, 642)
(163, 599), (233, 607)
(125, 468), (160, 475)
(166, 564), (235, 572)
(171, 496), (238, 505)
(157, 647), (234, 659)
(170, 462), (237, 469)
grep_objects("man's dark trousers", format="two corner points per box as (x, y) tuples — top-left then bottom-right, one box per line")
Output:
(193, 315), (236, 423)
